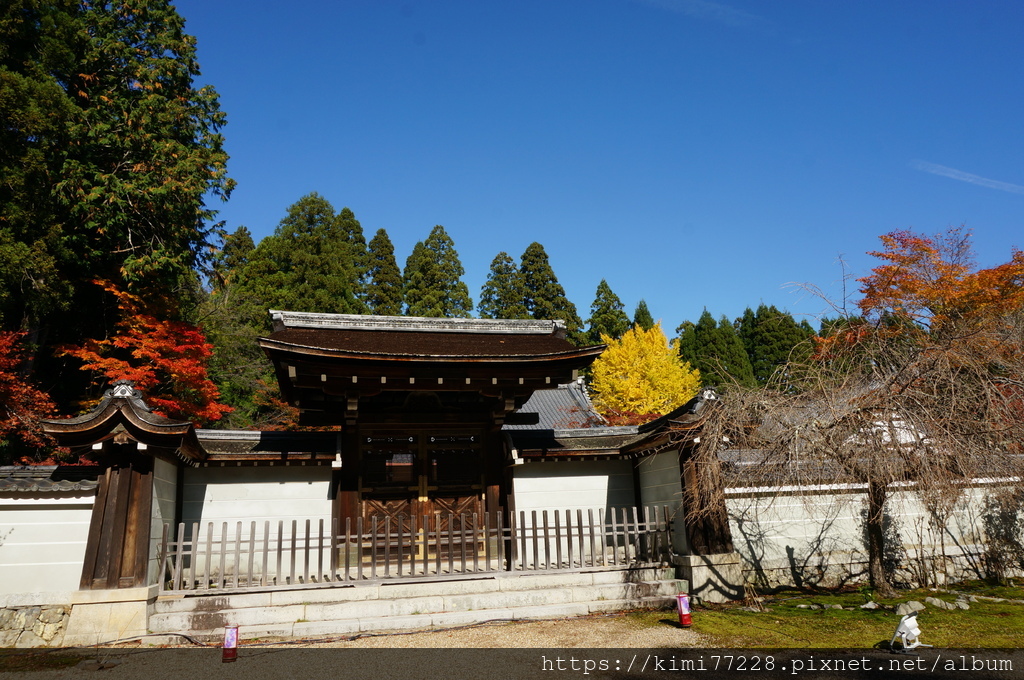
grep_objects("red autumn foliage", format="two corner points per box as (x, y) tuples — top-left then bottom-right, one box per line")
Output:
(600, 409), (661, 427)
(858, 226), (1024, 330)
(0, 331), (59, 455)
(61, 281), (231, 425)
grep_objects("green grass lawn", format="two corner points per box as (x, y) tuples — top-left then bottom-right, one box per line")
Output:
(630, 580), (1024, 648)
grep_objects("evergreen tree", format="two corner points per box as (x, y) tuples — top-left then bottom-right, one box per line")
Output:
(234, 193), (363, 330)
(336, 207), (369, 301)
(586, 280), (630, 344)
(211, 226), (255, 292)
(519, 242), (585, 344)
(364, 229), (403, 316)
(678, 310), (755, 388)
(676, 319), (698, 363)
(0, 0), (233, 408)
(402, 226), (473, 318)
(633, 299), (655, 331)
(478, 252), (529, 319)
(735, 304), (815, 385)
(201, 226), (291, 429)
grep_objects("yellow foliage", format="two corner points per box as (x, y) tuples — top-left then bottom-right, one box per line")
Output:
(590, 323), (701, 417)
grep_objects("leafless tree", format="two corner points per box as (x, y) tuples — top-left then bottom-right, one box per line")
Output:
(692, 310), (1024, 597)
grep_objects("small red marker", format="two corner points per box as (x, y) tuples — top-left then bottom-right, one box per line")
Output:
(676, 593), (692, 628)
(222, 626), (239, 662)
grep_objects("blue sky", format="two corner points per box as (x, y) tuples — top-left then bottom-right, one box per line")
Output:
(175, 0), (1024, 332)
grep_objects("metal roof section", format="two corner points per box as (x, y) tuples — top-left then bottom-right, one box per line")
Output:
(503, 380), (607, 431)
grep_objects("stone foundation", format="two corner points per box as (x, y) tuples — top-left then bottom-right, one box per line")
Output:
(62, 585), (157, 647)
(0, 605), (70, 647)
(674, 552), (744, 603)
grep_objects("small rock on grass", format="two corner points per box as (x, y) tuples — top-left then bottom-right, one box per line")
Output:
(895, 601), (926, 616)
(861, 601), (880, 610)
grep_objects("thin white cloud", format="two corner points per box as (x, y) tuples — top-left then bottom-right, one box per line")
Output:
(910, 160), (1024, 195)
(634, 0), (775, 33)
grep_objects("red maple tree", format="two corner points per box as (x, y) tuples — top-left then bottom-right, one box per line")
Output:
(61, 281), (231, 425)
(0, 332), (60, 460)
(858, 226), (1024, 331)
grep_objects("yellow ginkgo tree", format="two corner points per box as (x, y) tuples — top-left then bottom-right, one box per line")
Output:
(589, 323), (701, 424)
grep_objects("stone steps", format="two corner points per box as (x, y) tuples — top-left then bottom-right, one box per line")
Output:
(149, 568), (683, 641)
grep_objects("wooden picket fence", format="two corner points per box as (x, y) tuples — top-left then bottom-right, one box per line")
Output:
(157, 506), (674, 593)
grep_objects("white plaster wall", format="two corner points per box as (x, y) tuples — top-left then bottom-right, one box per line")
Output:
(173, 466), (334, 584)
(180, 466), (332, 528)
(636, 451), (688, 554)
(148, 457), (178, 585)
(510, 460), (637, 566)
(726, 483), (1012, 588)
(0, 494), (94, 598)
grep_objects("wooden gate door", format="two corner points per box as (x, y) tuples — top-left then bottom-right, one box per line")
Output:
(424, 435), (484, 557)
(359, 431), (484, 559)
(80, 455), (153, 589)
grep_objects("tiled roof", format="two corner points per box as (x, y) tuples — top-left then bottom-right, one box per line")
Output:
(196, 430), (337, 458)
(0, 466), (100, 493)
(264, 328), (586, 359)
(503, 381), (606, 430)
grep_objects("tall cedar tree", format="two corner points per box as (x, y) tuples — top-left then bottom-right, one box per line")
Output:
(633, 299), (655, 331)
(336, 207), (370, 302)
(0, 0), (233, 408)
(62, 282), (231, 425)
(234, 193), (364, 331)
(478, 252), (529, 319)
(200, 226), (289, 429)
(364, 229), (404, 316)
(677, 310), (756, 388)
(402, 226), (473, 317)
(210, 226), (254, 292)
(590, 323), (701, 423)
(586, 280), (631, 344)
(519, 242), (585, 344)
(735, 304), (815, 386)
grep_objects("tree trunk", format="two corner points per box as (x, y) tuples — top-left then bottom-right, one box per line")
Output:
(866, 478), (897, 598)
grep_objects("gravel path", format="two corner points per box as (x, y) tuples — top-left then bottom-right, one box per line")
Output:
(281, 612), (709, 648)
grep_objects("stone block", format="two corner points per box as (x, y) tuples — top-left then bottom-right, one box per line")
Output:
(444, 587), (573, 612)
(15, 629), (47, 648)
(674, 552), (744, 603)
(0, 609), (16, 629)
(291, 619), (361, 637)
(430, 608), (515, 627)
(511, 603), (590, 620)
(497, 573), (593, 591)
(358, 613), (433, 632)
(70, 585), (156, 605)
(379, 577), (500, 599)
(587, 596), (674, 613)
(38, 607), (67, 625)
(222, 604), (306, 627)
(237, 623), (297, 640)
(32, 620), (63, 642)
(62, 599), (149, 646)
(12, 607), (41, 631)
(270, 585), (378, 606)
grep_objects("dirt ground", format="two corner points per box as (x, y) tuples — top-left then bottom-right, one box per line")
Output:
(274, 612), (708, 648)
